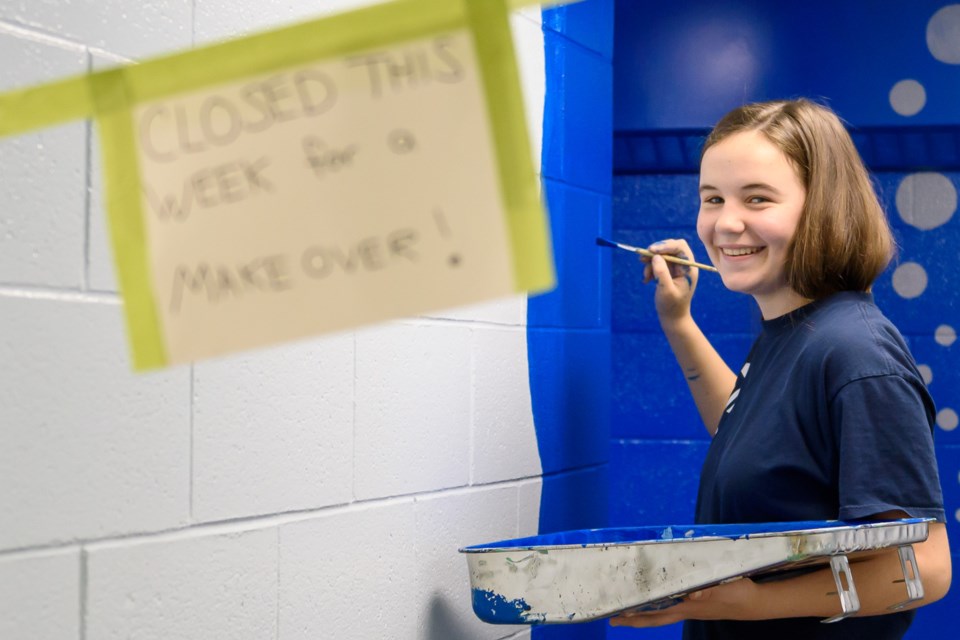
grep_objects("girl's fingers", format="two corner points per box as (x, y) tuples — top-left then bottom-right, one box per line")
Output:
(642, 239), (699, 295)
(651, 255), (676, 290)
(642, 260), (654, 284)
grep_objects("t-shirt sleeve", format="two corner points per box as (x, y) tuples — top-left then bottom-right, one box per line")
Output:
(832, 374), (945, 522)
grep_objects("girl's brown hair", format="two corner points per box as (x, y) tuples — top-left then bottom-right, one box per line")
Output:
(702, 99), (894, 298)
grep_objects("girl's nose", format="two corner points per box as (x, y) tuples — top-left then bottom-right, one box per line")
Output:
(714, 205), (746, 234)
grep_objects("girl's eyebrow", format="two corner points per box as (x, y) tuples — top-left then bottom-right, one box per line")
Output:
(740, 182), (782, 194)
(698, 182), (783, 194)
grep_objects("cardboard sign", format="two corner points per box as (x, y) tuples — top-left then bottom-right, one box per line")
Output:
(0, 0), (556, 369)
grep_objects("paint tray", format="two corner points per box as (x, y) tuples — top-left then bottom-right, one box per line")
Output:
(461, 518), (930, 625)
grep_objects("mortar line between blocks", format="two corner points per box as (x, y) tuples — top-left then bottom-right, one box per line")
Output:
(468, 327), (476, 486)
(0, 474), (546, 557)
(0, 20), (88, 51)
(81, 53), (93, 291)
(351, 331), (358, 502)
(274, 527), (281, 640)
(189, 362), (195, 521)
(79, 547), (88, 640)
(0, 284), (118, 303)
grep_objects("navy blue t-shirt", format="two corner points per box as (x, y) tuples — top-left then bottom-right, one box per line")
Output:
(684, 292), (945, 640)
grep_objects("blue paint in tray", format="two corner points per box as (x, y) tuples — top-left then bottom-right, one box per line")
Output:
(472, 589), (544, 624)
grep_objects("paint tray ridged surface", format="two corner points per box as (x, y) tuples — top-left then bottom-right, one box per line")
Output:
(460, 518), (929, 624)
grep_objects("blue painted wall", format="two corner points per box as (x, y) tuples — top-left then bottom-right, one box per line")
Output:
(614, 0), (960, 130)
(530, 1), (614, 639)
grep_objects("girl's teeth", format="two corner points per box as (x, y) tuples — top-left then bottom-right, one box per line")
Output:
(723, 247), (761, 256)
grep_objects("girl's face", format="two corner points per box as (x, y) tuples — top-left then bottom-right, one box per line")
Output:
(697, 130), (809, 319)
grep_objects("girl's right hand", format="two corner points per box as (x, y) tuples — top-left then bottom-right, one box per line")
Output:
(641, 238), (700, 327)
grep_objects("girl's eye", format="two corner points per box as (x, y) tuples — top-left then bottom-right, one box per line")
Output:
(703, 196), (723, 205)
(747, 196), (769, 204)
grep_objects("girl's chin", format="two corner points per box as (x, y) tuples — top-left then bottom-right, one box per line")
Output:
(717, 274), (769, 296)
(717, 272), (754, 291)
(718, 273), (793, 300)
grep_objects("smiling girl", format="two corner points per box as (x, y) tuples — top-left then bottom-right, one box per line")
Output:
(613, 99), (951, 639)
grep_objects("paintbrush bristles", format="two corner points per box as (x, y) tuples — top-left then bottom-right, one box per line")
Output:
(595, 237), (719, 273)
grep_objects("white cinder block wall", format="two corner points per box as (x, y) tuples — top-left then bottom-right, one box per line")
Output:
(0, 2), (546, 639)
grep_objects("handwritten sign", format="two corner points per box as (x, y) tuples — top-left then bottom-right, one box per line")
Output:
(0, 0), (556, 369)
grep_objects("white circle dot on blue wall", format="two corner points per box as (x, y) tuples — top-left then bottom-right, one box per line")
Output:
(895, 172), (957, 230)
(918, 364), (933, 385)
(936, 324), (957, 346)
(938, 408), (959, 431)
(889, 79), (926, 116)
(956, 508), (960, 523)
(891, 262), (928, 298)
(927, 4), (960, 63)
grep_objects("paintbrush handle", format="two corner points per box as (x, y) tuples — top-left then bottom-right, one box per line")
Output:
(595, 237), (719, 273)
(632, 246), (719, 273)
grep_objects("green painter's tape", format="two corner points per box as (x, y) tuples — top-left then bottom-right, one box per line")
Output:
(0, 74), (94, 137)
(465, 0), (555, 293)
(91, 70), (168, 370)
(0, 0), (580, 137)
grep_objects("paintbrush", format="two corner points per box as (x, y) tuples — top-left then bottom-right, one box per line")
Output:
(595, 237), (719, 273)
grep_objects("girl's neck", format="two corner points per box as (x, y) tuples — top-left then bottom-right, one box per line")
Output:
(755, 289), (814, 320)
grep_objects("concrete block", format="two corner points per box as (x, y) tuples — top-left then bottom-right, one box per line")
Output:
(510, 11), (545, 175)
(612, 331), (752, 440)
(86, 132), (116, 292)
(3, 1), (191, 59)
(538, 465), (607, 534)
(0, 548), (80, 640)
(279, 502), (418, 640)
(86, 527), (277, 640)
(873, 223), (960, 336)
(542, 0), (614, 60)
(612, 331), (702, 440)
(608, 440), (709, 528)
(0, 31), (86, 91)
(529, 180), (610, 329)
(354, 322), (471, 499)
(194, 0), (382, 45)
(612, 174), (701, 230)
(542, 31), (612, 194)
(518, 478), (543, 537)
(526, 328), (609, 474)
(0, 297), (190, 550)
(414, 487), (522, 640)
(426, 295), (527, 326)
(472, 326), (541, 484)
(0, 34), (86, 288)
(192, 336), (354, 522)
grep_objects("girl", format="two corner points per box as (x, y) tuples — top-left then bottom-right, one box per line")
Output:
(611, 99), (950, 639)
